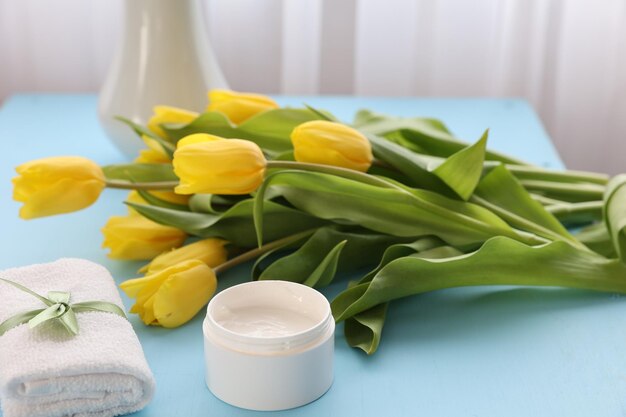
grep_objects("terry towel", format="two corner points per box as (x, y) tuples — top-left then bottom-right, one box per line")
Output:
(0, 259), (155, 417)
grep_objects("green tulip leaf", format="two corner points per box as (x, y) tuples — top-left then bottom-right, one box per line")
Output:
(344, 303), (388, 355)
(353, 109), (525, 165)
(354, 109), (452, 136)
(302, 240), (347, 288)
(129, 199), (326, 248)
(359, 237), (446, 284)
(574, 222), (616, 258)
(258, 227), (407, 286)
(398, 128), (525, 165)
(303, 104), (337, 122)
(343, 241), (463, 354)
(162, 108), (326, 155)
(432, 129), (488, 200)
(114, 116), (176, 155)
(126, 202), (220, 232)
(332, 236), (626, 323)
(238, 108), (329, 144)
(473, 164), (578, 245)
(366, 134), (448, 191)
(114, 116), (160, 140)
(603, 174), (626, 263)
(188, 194), (222, 214)
(272, 150), (296, 161)
(256, 170), (526, 249)
(161, 112), (235, 140)
(102, 163), (178, 183)
(368, 130), (489, 200)
(364, 123), (605, 202)
(188, 194), (245, 214)
(136, 190), (190, 212)
(251, 244), (303, 281)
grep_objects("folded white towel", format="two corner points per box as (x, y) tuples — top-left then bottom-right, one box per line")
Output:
(0, 258), (155, 417)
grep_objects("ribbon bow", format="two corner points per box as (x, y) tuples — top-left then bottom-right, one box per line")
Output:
(0, 278), (126, 336)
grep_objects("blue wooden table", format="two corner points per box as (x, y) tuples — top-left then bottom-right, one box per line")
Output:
(2, 94), (625, 417)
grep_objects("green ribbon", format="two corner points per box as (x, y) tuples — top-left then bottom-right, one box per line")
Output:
(0, 278), (127, 337)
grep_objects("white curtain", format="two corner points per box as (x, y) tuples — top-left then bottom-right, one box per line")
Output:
(1, 0), (625, 174)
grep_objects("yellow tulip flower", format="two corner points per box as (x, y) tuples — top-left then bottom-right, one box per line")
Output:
(177, 133), (222, 147)
(173, 136), (266, 195)
(120, 260), (217, 327)
(207, 89), (279, 124)
(134, 135), (171, 164)
(125, 191), (145, 213)
(140, 238), (228, 274)
(102, 215), (187, 260)
(12, 156), (106, 219)
(135, 148), (171, 164)
(291, 120), (373, 172)
(147, 105), (198, 138)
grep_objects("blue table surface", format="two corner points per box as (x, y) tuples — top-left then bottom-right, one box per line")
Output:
(2, 94), (625, 417)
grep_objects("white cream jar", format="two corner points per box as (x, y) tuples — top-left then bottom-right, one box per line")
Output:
(203, 280), (335, 411)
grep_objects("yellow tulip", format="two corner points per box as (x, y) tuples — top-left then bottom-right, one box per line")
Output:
(151, 190), (190, 205)
(134, 148), (170, 164)
(177, 133), (222, 147)
(291, 120), (373, 172)
(140, 238), (228, 274)
(134, 135), (171, 164)
(102, 215), (187, 260)
(207, 89), (279, 124)
(12, 156), (106, 219)
(173, 136), (266, 195)
(120, 260), (217, 327)
(147, 106), (198, 138)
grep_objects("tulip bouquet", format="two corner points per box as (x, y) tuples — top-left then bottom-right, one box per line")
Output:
(12, 89), (626, 354)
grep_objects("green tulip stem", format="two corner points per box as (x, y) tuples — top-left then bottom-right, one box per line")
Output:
(105, 180), (179, 191)
(530, 193), (568, 206)
(469, 195), (591, 251)
(518, 180), (606, 202)
(213, 229), (317, 275)
(546, 200), (604, 217)
(502, 164), (609, 185)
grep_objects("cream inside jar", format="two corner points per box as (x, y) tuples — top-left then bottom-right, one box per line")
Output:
(216, 306), (319, 338)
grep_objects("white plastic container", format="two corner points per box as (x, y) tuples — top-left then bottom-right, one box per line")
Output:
(203, 280), (334, 411)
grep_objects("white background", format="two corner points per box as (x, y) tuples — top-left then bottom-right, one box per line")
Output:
(0, 0), (624, 174)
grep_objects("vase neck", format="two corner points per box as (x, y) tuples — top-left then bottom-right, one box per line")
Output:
(123, 0), (204, 47)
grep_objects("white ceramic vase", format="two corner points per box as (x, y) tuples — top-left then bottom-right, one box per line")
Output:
(98, 0), (228, 157)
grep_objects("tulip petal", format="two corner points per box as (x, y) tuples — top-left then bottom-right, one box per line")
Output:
(148, 106), (198, 138)
(134, 148), (171, 164)
(153, 262), (217, 327)
(173, 139), (266, 195)
(144, 238), (228, 274)
(140, 293), (157, 325)
(291, 121), (373, 172)
(102, 215), (187, 260)
(207, 89), (279, 124)
(177, 133), (223, 148)
(12, 156), (106, 219)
